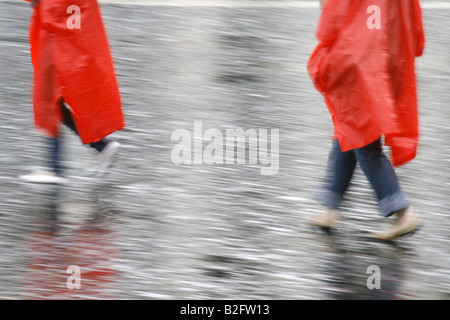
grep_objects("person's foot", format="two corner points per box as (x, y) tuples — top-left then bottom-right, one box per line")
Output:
(371, 207), (421, 241)
(19, 171), (67, 184)
(96, 141), (121, 176)
(306, 206), (339, 229)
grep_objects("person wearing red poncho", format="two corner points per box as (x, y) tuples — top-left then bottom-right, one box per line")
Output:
(307, 0), (425, 240)
(20, 0), (125, 183)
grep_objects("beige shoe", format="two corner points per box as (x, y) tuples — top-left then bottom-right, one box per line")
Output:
(371, 207), (421, 241)
(306, 206), (339, 229)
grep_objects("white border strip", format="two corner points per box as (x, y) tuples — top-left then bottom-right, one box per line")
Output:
(96, 0), (450, 9)
(97, 0), (319, 7)
(7, 0), (450, 9)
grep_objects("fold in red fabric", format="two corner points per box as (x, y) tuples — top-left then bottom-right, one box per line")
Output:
(27, 0), (125, 144)
(308, 0), (424, 166)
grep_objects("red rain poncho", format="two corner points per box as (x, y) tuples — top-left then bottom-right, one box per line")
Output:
(27, 0), (125, 144)
(308, 0), (425, 166)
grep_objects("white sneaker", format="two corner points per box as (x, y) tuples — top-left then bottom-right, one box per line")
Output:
(96, 141), (121, 176)
(19, 171), (67, 184)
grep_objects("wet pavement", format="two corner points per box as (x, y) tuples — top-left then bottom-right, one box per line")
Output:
(0, 0), (449, 300)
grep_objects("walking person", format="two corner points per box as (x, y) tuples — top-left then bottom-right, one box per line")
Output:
(20, 0), (125, 183)
(307, 0), (425, 240)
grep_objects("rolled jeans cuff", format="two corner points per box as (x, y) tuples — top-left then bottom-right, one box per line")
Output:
(318, 189), (410, 217)
(317, 189), (344, 211)
(378, 190), (410, 217)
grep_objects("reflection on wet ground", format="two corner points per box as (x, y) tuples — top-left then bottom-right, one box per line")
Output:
(21, 185), (119, 299)
(0, 1), (450, 299)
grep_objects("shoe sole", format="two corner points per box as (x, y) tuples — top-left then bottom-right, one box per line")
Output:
(396, 223), (421, 238)
(371, 221), (421, 241)
(313, 225), (337, 234)
(19, 175), (67, 184)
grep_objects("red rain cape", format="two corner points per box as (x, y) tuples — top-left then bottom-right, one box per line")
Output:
(307, 0), (425, 166)
(27, 0), (125, 144)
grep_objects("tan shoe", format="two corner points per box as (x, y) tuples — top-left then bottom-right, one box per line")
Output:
(371, 207), (421, 241)
(306, 206), (339, 229)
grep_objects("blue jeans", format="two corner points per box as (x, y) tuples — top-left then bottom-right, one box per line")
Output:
(319, 139), (409, 217)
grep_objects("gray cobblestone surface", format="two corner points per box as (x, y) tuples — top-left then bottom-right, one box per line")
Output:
(0, 1), (449, 299)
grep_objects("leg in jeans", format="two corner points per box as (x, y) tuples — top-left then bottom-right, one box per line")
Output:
(46, 136), (62, 176)
(319, 139), (357, 210)
(354, 139), (409, 217)
(320, 139), (409, 217)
